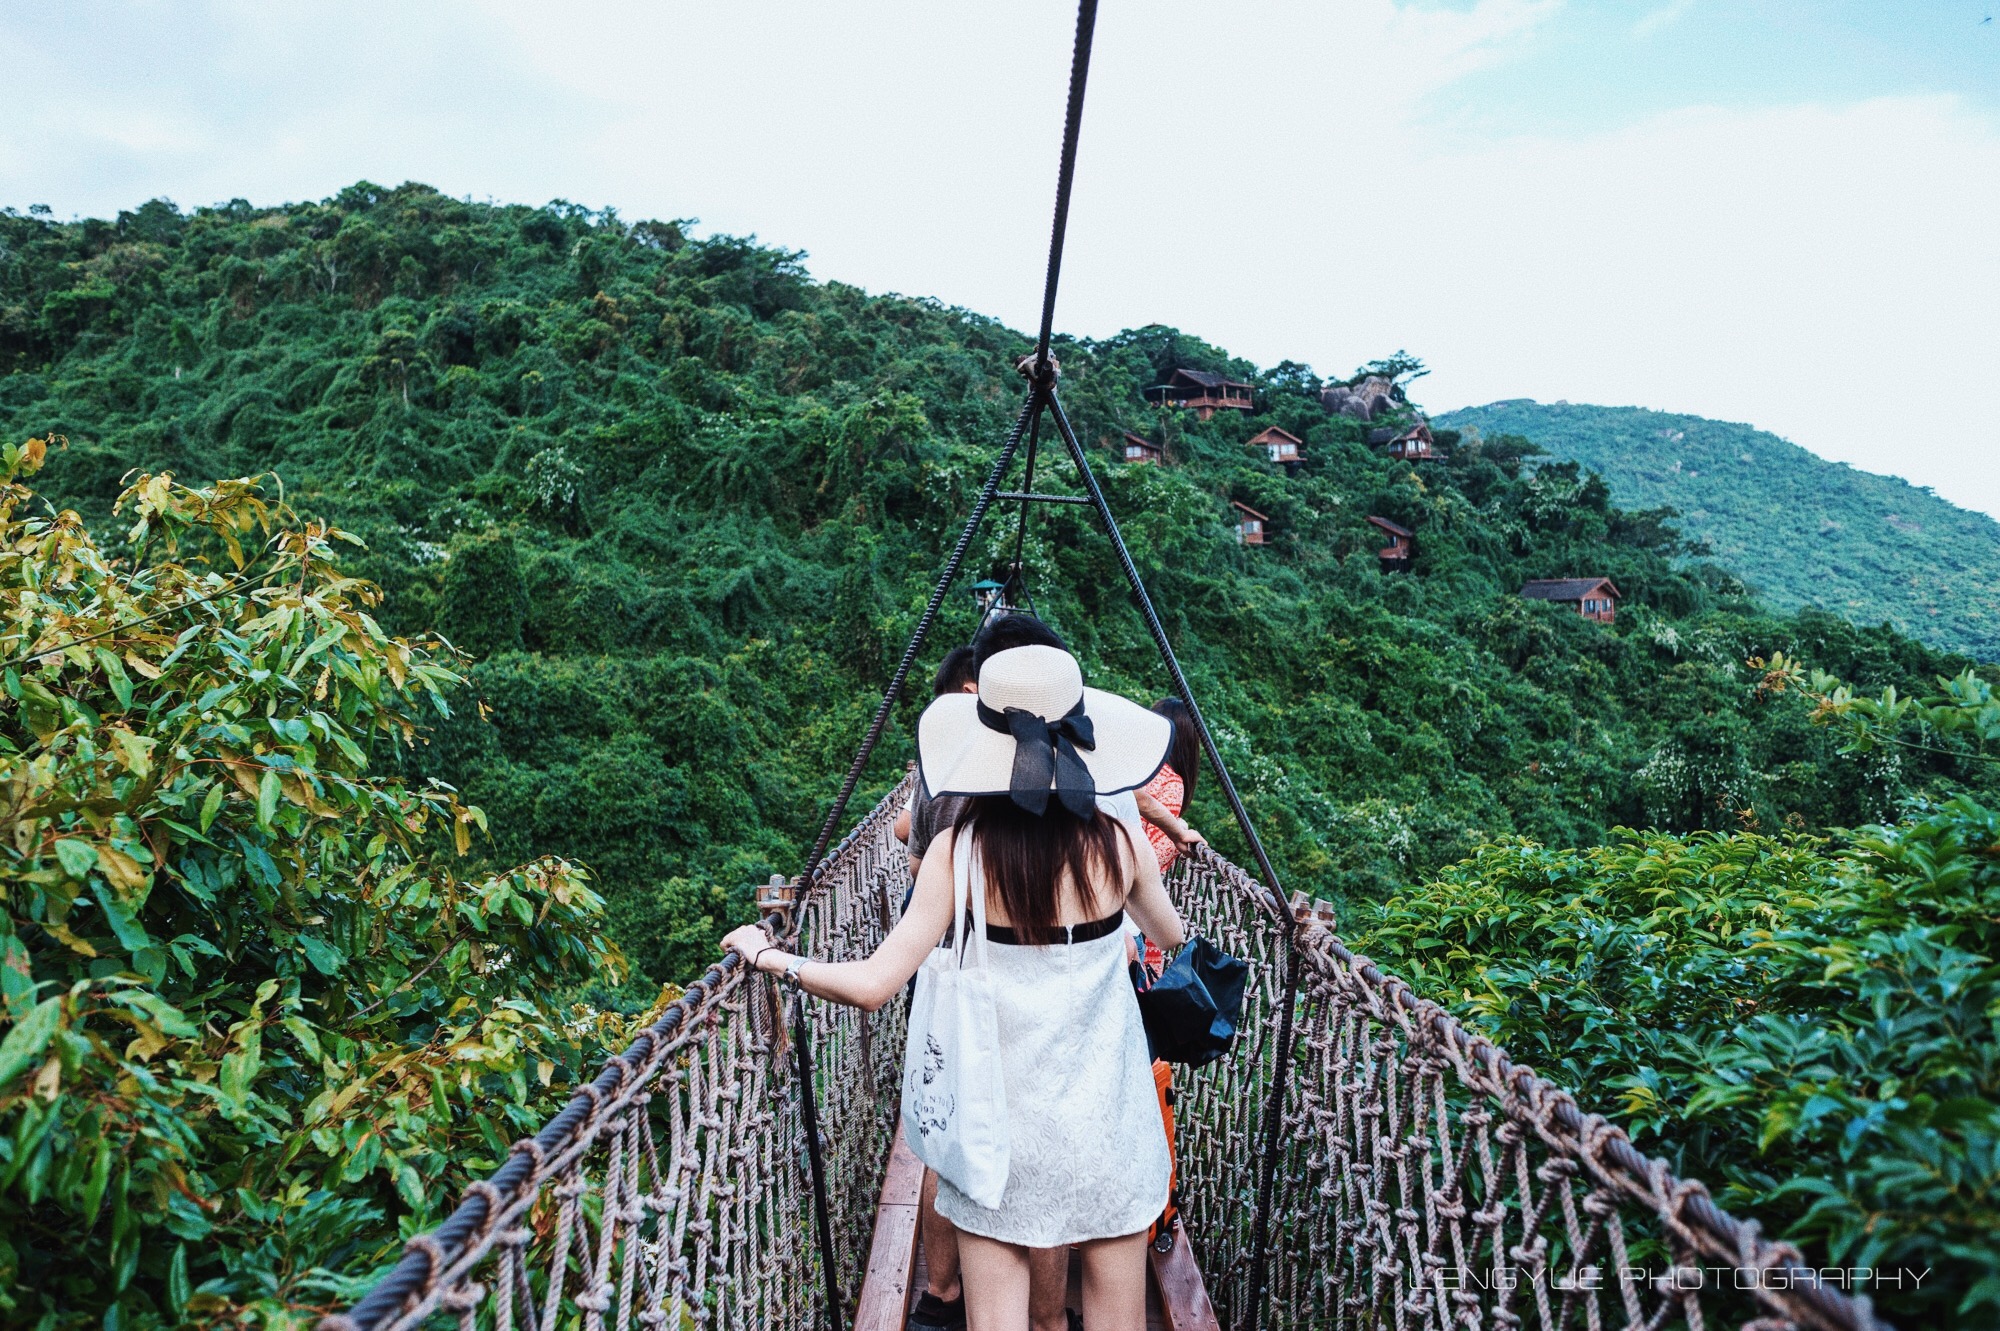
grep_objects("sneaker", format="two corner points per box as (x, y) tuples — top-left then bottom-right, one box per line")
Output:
(909, 1290), (966, 1331)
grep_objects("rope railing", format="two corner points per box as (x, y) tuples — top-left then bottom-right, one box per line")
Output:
(1168, 842), (1886, 1331)
(322, 793), (1887, 1331)
(321, 779), (914, 1331)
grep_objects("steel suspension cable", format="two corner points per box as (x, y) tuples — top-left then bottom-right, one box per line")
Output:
(1007, 410), (1045, 595)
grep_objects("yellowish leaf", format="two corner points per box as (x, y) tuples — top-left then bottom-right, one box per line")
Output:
(126, 1025), (172, 1062)
(43, 921), (98, 957)
(97, 844), (149, 893)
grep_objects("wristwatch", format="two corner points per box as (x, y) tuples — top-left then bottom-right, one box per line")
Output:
(782, 957), (809, 988)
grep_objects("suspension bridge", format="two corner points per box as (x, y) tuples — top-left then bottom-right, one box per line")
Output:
(320, 6), (1888, 1328)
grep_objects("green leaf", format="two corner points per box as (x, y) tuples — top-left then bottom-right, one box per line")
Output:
(121, 991), (197, 1038)
(256, 767), (281, 831)
(92, 881), (154, 955)
(96, 646), (133, 709)
(199, 780), (226, 832)
(0, 996), (63, 1088)
(168, 1242), (191, 1310)
(299, 934), (345, 976)
(53, 838), (97, 880)
(281, 1016), (321, 1061)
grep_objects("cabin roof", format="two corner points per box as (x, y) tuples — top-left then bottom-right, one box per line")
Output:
(1120, 430), (1162, 451)
(1248, 426), (1304, 446)
(1231, 500), (1271, 521)
(1166, 367), (1253, 391)
(1520, 577), (1621, 601)
(1365, 515), (1413, 538)
(1393, 421), (1434, 441)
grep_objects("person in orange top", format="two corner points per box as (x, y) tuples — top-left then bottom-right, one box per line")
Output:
(1133, 698), (1204, 875)
(1130, 698), (1203, 976)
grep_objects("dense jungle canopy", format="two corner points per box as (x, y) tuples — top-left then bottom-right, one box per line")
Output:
(1, 182), (1996, 1327)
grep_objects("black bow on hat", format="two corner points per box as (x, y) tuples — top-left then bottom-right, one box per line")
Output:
(976, 697), (1098, 818)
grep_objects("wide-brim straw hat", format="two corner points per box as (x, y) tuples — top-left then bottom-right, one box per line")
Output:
(918, 644), (1170, 814)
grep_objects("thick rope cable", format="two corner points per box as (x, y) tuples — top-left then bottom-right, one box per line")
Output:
(793, 0), (1098, 894)
(1007, 409), (1045, 598)
(1031, 0), (1100, 380)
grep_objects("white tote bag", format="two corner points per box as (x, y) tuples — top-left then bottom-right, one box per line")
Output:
(899, 829), (1010, 1209)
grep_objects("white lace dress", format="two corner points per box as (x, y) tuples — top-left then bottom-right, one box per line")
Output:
(931, 849), (1170, 1247)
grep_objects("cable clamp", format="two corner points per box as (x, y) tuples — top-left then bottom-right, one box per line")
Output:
(1015, 353), (1061, 383)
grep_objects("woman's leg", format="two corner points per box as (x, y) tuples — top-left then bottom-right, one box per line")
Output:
(957, 1230), (1033, 1331)
(920, 1169), (962, 1301)
(1078, 1231), (1149, 1331)
(1026, 1245), (1069, 1331)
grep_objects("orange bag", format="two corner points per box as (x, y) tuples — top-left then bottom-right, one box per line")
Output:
(1148, 1059), (1178, 1245)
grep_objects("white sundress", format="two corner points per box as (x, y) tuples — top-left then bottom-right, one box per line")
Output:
(931, 837), (1171, 1248)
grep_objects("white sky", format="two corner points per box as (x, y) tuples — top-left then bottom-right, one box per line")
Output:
(3, 0), (1998, 516)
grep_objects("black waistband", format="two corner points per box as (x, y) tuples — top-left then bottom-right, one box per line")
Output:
(974, 908), (1125, 946)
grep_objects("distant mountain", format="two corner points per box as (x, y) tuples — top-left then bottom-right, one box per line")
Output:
(1437, 401), (2000, 662)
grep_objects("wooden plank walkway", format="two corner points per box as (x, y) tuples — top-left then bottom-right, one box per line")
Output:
(857, 1124), (1216, 1331)
(855, 1127), (927, 1331)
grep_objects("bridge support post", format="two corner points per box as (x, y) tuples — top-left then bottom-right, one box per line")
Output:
(793, 993), (845, 1331)
(1241, 939), (1302, 1331)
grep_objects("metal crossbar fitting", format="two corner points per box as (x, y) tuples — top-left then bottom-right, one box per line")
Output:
(998, 491), (1093, 505)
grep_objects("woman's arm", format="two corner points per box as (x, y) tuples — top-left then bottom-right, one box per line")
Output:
(1121, 832), (1186, 950)
(1134, 788), (1205, 849)
(722, 828), (959, 1012)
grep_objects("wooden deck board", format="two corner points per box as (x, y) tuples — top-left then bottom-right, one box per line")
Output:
(1148, 1224), (1221, 1331)
(855, 1127), (924, 1331)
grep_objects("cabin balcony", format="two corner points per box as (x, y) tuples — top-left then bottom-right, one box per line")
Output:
(1178, 394), (1252, 414)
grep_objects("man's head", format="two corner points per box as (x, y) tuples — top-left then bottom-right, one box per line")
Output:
(932, 646), (978, 697)
(970, 614), (1067, 674)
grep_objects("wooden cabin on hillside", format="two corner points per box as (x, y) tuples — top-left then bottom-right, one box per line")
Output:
(1247, 426), (1305, 475)
(1232, 501), (1270, 546)
(1118, 430), (1166, 465)
(1366, 515), (1414, 572)
(1384, 421), (1436, 461)
(1520, 577), (1621, 623)
(1146, 368), (1254, 420)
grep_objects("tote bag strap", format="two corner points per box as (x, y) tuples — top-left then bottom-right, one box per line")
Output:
(949, 826), (992, 973)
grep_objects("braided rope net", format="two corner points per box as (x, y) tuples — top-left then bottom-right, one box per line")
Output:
(1170, 844), (1882, 1331)
(323, 781), (1884, 1331)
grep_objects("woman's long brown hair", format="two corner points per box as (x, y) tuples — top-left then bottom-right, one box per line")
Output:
(951, 795), (1130, 945)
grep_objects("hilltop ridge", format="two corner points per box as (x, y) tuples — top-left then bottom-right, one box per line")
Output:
(1439, 399), (2000, 659)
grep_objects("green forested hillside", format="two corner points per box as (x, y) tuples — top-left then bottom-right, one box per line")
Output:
(1439, 400), (2000, 659)
(5, 183), (2000, 1326)
(1, 183), (1994, 996)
